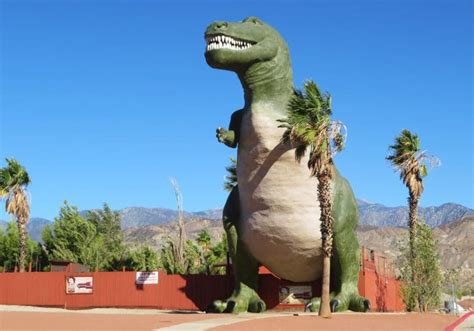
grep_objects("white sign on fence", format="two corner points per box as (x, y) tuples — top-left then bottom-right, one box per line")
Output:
(66, 276), (93, 294)
(136, 271), (159, 285)
(279, 285), (312, 304)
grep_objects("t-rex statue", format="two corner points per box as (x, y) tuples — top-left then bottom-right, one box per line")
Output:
(204, 16), (370, 313)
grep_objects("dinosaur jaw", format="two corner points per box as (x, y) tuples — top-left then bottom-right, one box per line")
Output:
(205, 34), (255, 52)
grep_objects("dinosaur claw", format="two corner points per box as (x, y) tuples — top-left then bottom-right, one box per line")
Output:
(206, 300), (226, 313)
(330, 299), (341, 312)
(363, 299), (371, 312)
(223, 300), (237, 313)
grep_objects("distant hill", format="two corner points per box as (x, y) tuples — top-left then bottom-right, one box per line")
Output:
(6, 200), (473, 244)
(119, 201), (474, 229)
(118, 207), (223, 230)
(27, 218), (51, 242)
(357, 215), (474, 291)
(0, 218), (51, 242)
(357, 200), (474, 228)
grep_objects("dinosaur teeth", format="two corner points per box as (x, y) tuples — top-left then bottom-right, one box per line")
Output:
(205, 34), (253, 52)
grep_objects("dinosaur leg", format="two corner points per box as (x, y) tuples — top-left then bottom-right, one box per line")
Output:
(206, 186), (266, 313)
(306, 175), (370, 313)
(329, 175), (370, 312)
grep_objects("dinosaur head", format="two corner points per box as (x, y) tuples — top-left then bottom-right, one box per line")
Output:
(204, 17), (289, 75)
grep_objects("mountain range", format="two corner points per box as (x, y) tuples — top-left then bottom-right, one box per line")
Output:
(1, 200), (472, 241)
(119, 200), (474, 229)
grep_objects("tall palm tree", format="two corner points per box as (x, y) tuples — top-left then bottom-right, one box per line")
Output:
(0, 158), (31, 272)
(386, 130), (439, 268)
(278, 80), (346, 318)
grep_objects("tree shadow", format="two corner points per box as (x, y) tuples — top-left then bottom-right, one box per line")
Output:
(179, 274), (234, 311)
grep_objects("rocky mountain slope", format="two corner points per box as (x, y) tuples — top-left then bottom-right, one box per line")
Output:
(357, 215), (474, 290)
(357, 201), (473, 228)
(0, 217), (51, 242)
(4, 199), (469, 236)
(118, 200), (473, 229)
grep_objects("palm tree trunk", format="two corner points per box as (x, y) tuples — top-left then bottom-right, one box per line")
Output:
(17, 218), (27, 272)
(318, 169), (334, 318)
(408, 191), (419, 310)
(408, 191), (419, 263)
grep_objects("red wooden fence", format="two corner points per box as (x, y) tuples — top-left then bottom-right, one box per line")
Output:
(0, 269), (404, 311)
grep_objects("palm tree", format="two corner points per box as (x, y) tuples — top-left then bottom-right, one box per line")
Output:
(224, 157), (237, 193)
(0, 158), (31, 272)
(278, 80), (346, 318)
(386, 130), (439, 270)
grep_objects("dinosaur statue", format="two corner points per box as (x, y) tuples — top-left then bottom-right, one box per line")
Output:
(204, 17), (370, 313)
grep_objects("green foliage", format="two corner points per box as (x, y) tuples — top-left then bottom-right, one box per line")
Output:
(124, 244), (159, 272)
(42, 201), (158, 272)
(42, 202), (98, 265)
(160, 238), (202, 274)
(277, 80), (345, 177)
(160, 231), (228, 275)
(398, 220), (442, 312)
(443, 267), (464, 299)
(387, 129), (421, 167)
(224, 158), (238, 192)
(86, 203), (125, 270)
(184, 239), (203, 274)
(160, 238), (185, 274)
(0, 158), (32, 271)
(208, 233), (228, 275)
(0, 158), (31, 197)
(386, 129), (439, 198)
(0, 221), (42, 271)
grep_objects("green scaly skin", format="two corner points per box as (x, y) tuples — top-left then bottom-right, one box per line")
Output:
(204, 17), (369, 313)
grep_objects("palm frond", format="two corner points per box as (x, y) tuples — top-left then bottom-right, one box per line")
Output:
(294, 144), (307, 162)
(224, 157), (238, 192)
(278, 80), (345, 177)
(386, 130), (440, 198)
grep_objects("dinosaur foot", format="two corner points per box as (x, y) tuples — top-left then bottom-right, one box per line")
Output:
(206, 294), (266, 313)
(305, 294), (370, 313)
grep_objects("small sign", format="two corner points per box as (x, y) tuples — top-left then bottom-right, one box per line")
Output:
(66, 276), (93, 294)
(279, 285), (312, 304)
(136, 271), (159, 285)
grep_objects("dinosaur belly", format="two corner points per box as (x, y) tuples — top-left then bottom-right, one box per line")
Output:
(238, 107), (323, 282)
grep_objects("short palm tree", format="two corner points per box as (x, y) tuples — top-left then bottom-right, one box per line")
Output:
(0, 158), (31, 272)
(278, 80), (346, 318)
(386, 129), (439, 265)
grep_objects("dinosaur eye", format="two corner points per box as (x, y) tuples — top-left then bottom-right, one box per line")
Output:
(243, 17), (262, 25)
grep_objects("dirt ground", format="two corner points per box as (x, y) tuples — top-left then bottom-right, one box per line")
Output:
(211, 312), (458, 331)
(0, 309), (460, 331)
(459, 299), (474, 311)
(0, 310), (224, 330)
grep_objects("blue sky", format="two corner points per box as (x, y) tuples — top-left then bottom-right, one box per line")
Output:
(0, 0), (472, 221)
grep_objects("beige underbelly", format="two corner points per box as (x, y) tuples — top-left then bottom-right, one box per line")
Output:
(237, 108), (324, 282)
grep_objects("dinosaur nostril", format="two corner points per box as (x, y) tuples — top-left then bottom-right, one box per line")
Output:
(216, 21), (228, 29)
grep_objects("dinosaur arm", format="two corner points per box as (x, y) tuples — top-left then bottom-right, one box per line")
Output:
(216, 109), (243, 148)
